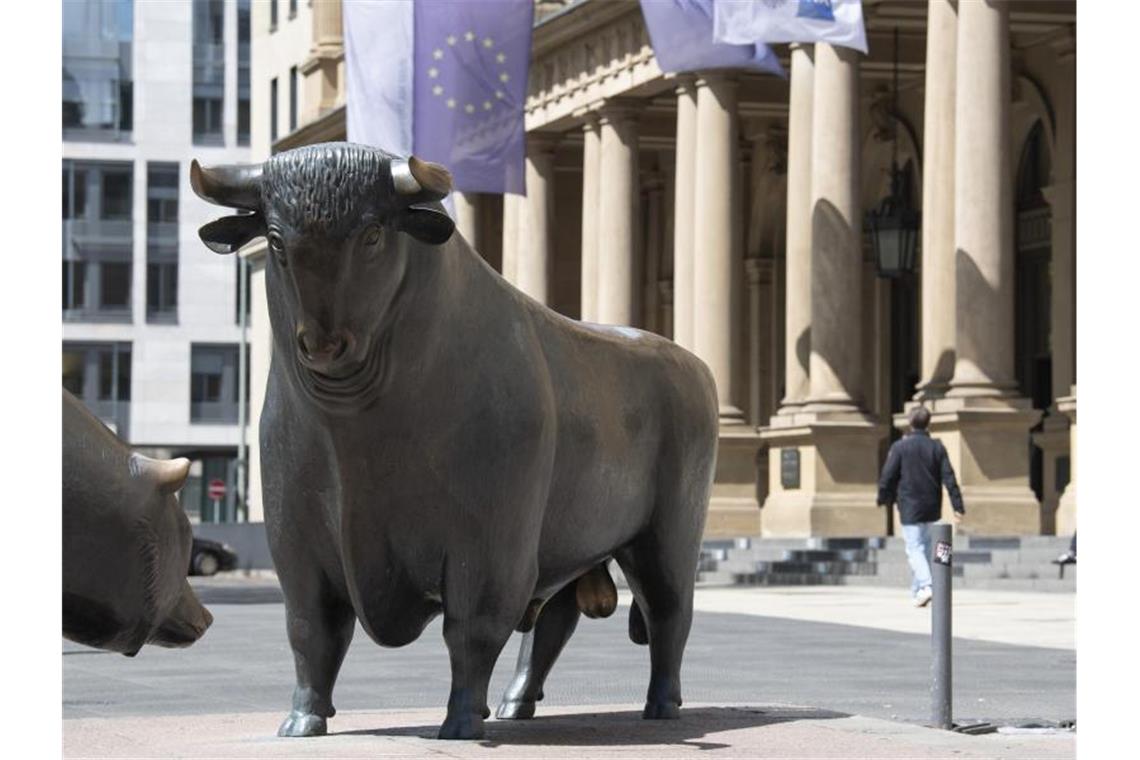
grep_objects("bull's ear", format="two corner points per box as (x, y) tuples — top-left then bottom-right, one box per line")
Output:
(398, 204), (455, 246)
(199, 212), (266, 254)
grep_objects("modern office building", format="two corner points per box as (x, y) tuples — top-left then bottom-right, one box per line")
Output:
(244, 0), (1077, 538)
(63, 0), (254, 522)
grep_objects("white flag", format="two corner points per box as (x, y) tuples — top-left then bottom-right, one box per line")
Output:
(344, 0), (415, 156)
(713, 0), (868, 55)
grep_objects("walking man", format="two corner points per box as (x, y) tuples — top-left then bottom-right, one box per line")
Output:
(877, 406), (965, 607)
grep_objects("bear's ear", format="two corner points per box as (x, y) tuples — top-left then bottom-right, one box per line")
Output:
(397, 204), (456, 246)
(199, 212), (266, 254)
(129, 454), (191, 494)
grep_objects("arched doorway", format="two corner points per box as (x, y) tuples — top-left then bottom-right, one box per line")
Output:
(1015, 120), (1052, 504)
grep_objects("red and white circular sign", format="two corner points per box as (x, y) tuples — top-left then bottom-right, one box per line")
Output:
(207, 478), (226, 501)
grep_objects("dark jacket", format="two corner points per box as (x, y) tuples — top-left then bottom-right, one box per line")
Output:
(877, 430), (964, 525)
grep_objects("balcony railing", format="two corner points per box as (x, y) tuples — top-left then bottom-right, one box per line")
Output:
(63, 218), (133, 258)
(1017, 206), (1051, 252)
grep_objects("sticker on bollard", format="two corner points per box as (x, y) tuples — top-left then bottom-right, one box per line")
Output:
(934, 541), (952, 566)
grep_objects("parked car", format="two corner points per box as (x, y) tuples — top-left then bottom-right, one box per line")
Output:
(189, 537), (239, 577)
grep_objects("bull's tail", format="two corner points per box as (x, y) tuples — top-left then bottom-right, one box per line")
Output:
(628, 599), (648, 645)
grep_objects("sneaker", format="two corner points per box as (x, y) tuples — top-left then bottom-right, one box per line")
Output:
(914, 586), (933, 607)
(1053, 552), (1076, 565)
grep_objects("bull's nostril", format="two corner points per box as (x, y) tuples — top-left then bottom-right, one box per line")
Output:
(296, 330), (314, 359)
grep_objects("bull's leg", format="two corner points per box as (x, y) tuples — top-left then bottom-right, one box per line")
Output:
(496, 582), (581, 719)
(276, 575), (356, 737)
(614, 529), (700, 721)
(438, 607), (521, 740)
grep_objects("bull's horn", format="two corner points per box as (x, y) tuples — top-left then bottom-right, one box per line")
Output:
(190, 159), (263, 211)
(130, 454), (192, 494)
(391, 155), (452, 202)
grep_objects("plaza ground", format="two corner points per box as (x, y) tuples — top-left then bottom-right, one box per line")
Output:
(63, 578), (1075, 758)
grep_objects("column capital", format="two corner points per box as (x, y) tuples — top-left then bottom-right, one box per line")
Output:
(673, 73), (698, 97)
(596, 97), (642, 126)
(694, 72), (740, 92)
(575, 104), (602, 133)
(526, 132), (561, 157)
(1049, 26), (1076, 62)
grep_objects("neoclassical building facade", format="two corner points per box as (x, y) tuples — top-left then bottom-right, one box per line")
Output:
(244, 0), (1077, 538)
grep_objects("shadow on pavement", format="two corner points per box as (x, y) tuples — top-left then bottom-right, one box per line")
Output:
(190, 581), (284, 605)
(334, 706), (849, 748)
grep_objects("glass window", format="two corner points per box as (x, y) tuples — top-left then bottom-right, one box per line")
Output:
(63, 160), (133, 322)
(63, 261), (88, 311)
(270, 78), (278, 143)
(237, 0), (251, 146)
(289, 66), (298, 132)
(100, 262), (132, 308)
(101, 167), (132, 220)
(147, 262), (178, 320)
(192, 0), (225, 144)
(63, 342), (132, 436)
(146, 163), (178, 224)
(191, 344), (241, 423)
(289, 0), (297, 19)
(62, 349), (85, 396)
(270, 0), (278, 30)
(62, 0), (133, 139)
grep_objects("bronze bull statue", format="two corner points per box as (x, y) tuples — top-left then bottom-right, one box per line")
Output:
(62, 389), (213, 655)
(191, 143), (717, 740)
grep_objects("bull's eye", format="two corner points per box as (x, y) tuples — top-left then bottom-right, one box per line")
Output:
(267, 232), (286, 266)
(363, 226), (383, 248)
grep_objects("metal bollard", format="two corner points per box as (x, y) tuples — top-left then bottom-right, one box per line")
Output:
(930, 522), (953, 729)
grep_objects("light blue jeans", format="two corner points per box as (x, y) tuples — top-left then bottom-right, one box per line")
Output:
(901, 522), (933, 595)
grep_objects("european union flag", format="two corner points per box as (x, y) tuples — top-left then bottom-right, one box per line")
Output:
(413, 0), (534, 195)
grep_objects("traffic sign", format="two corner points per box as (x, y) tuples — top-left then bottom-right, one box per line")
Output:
(207, 478), (226, 501)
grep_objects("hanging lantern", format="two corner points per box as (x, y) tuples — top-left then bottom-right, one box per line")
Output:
(868, 26), (920, 278)
(868, 165), (920, 278)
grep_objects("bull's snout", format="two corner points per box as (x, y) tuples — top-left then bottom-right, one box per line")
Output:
(296, 326), (355, 375)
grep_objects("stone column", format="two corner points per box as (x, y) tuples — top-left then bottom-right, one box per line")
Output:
(1055, 391), (1077, 535)
(692, 74), (744, 424)
(301, 0), (344, 124)
(672, 76), (698, 350)
(919, 0), (1041, 536)
(595, 102), (640, 326)
(579, 115), (601, 321)
(642, 174), (664, 334)
(745, 258), (774, 428)
(917, 0), (958, 397)
(658, 280), (674, 341)
(501, 192), (520, 284)
(453, 192), (479, 246)
(949, 0), (1017, 397)
(517, 137), (557, 304)
(806, 43), (862, 410)
(1046, 32), (1077, 534)
(1046, 34), (1076, 401)
(759, 44), (883, 538)
(779, 44), (814, 411)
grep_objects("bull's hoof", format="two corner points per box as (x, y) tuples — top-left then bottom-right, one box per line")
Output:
(277, 711), (327, 737)
(642, 701), (681, 720)
(496, 699), (536, 720)
(438, 711), (485, 740)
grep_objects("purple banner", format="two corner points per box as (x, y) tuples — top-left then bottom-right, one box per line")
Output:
(413, 0), (534, 195)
